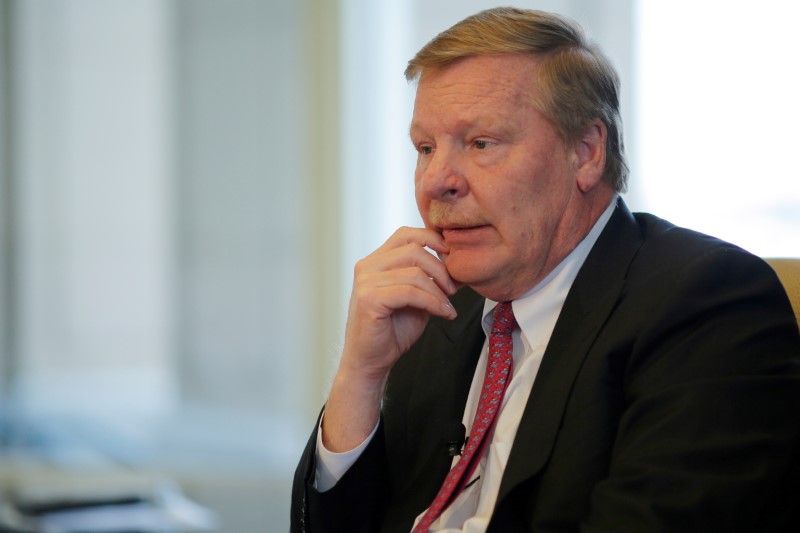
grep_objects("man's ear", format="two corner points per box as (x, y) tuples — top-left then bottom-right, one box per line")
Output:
(575, 119), (607, 193)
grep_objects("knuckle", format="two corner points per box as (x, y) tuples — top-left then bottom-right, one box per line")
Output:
(391, 226), (413, 240)
(402, 242), (424, 256)
(399, 284), (416, 299)
(353, 258), (371, 277)
(351, 284), (369, 302)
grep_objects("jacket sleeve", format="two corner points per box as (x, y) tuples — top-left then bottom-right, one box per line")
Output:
(291, 412), (391, 533)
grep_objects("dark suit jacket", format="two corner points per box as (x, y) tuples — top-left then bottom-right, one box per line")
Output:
(291, 201), (800, 532)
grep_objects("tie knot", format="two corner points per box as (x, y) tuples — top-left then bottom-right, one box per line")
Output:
(492, 302), (517, 335)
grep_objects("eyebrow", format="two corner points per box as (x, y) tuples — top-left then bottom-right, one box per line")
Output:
(408, 122), (427, 145)
(409, 115), (515, 144)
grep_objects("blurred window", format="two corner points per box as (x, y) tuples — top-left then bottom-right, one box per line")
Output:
(636, 0), (800, 256)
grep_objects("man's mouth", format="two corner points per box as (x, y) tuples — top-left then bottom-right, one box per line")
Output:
(440, 224), (484, 232)
(440, 224), (490, 243)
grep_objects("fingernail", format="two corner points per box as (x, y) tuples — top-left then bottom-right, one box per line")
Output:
(444, 301), (457, 318)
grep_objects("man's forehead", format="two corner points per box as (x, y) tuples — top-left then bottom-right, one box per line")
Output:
(411, 54), (541, 125)
(415, 54), (539, 100)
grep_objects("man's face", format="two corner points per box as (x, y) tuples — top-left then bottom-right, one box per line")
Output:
(411, 54), (588, 302)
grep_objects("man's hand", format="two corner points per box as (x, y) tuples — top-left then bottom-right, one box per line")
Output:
(322, 227), (459, 452)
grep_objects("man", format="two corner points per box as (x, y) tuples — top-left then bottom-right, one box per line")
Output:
(291, 7), (800, 532)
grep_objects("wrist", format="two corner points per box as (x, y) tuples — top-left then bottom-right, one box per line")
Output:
(322, 369), (386, 453)
(330, 364), (388, 405)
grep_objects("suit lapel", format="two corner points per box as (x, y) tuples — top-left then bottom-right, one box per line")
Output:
(397, 287), (486, 498)
(497, 200), (644, 502)
(427, 286), (486, 430)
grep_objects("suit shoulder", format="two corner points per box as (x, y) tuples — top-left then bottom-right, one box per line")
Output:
(632, 212), (766, 269)
(633, 212), (743, 255)
(627, 211), (782, 295)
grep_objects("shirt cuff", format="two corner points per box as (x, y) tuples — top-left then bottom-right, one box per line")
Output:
(314, 413), (380, 492)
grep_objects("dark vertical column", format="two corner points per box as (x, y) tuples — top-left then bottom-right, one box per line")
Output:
(0, 0), (17, 413)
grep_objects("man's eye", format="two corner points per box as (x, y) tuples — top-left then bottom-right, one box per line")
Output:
(419, 145), (433, 155)
(474, 140), (488, 150)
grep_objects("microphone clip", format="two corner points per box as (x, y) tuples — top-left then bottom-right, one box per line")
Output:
(446, 422), (466, 457)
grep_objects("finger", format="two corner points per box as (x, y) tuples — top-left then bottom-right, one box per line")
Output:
(362, 266), (454, 304)
(379, 226), (449, 256)
(362, 283), (457, 320)
(361, 246), (457, 296)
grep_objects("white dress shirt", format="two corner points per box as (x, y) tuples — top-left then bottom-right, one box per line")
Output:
(317, 199), (617, 532)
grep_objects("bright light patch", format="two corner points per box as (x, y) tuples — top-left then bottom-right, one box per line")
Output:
(637, 1), (800, 256)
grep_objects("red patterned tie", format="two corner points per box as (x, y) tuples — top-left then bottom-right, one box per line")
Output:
(413, 302), (517, 532)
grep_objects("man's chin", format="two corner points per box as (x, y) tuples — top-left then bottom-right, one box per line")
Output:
(442, 256), (484, 287)
(444, 256), (522, 301)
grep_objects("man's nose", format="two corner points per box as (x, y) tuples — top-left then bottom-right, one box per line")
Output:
(418, 149), (468, 200)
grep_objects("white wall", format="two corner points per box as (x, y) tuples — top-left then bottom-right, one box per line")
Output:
(174, 0), (315, 420)
(4, 0), (323, 444)
(10, 0), (177, 416)
(3, 2), (325, 528)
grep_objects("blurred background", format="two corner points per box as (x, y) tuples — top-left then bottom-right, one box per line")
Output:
(0, 0), (796, 531)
